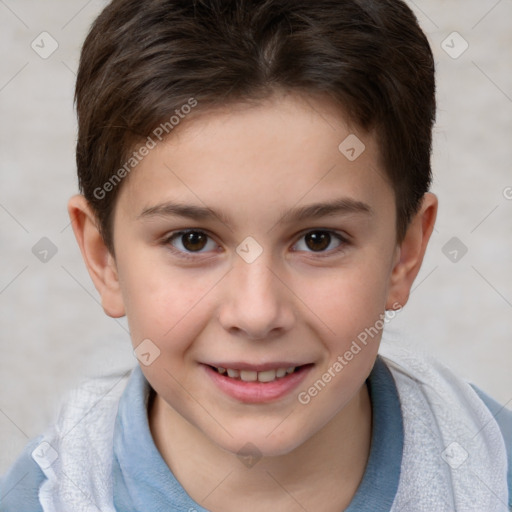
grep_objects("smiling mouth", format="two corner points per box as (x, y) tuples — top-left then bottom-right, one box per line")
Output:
(207, 365), (310, 383)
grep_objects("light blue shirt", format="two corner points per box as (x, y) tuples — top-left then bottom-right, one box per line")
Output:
(1, 356), (511, 511)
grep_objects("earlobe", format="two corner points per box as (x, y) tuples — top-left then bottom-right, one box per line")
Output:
(67, 194), (126, 318)
(386, 193), (438, 310)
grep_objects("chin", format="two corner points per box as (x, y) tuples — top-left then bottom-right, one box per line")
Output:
(210, 421), (312, 460)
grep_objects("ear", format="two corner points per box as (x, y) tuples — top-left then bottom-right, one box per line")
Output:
(386, 192), (438, 310)
(67, 194), (125, 318)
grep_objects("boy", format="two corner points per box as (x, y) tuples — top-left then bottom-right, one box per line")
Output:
(1, 0), (511, 510)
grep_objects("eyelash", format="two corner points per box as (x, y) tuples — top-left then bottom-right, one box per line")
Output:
(161, 229), (350, 261)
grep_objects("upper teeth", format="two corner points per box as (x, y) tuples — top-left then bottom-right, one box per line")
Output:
(217, 366), (296, 382)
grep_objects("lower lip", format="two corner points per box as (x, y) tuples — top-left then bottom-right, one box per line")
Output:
(203, 364), (312, 403)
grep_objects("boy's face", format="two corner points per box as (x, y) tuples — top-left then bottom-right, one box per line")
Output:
(76, 92), (431, 457)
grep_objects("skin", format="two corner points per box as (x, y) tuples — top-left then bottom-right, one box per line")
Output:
(69, 90), (437, 512)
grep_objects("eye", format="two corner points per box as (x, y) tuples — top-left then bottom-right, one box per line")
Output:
(163, 228), (349, 260)
(292, 230), (347, 254)
(165, 230), (218, 255)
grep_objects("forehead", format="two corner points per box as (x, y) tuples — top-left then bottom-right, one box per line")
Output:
(116, 92), (393, 227)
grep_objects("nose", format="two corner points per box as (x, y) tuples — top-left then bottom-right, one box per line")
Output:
(218, 254), (296, 341)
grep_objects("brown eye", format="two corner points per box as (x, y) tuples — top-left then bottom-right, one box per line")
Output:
(304, 231), (332, 252)
(181, 231), (208, 251)
(293, 230), (346, 254)
(166, 230), (217, 255)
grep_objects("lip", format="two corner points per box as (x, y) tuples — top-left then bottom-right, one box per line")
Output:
(205, 361), (307, 372)
(203, 363), (313, 403)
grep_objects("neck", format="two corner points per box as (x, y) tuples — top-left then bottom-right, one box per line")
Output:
(149, 383), (372, 512)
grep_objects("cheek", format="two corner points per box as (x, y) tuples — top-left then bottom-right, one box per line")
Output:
(118, 253), (221, 350)
(294, 269), (386, 419)
(120, 261), (221, 398)
(301, 261), (390, 340)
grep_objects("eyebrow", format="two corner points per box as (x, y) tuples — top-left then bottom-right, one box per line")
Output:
(138, 197), (373, 226)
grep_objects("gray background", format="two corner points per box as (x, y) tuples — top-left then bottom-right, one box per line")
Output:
(1, 0), (511, 474)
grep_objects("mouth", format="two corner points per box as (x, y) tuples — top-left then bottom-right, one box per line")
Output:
(208, 365), (302, 383)
(203, 363), (313, 403)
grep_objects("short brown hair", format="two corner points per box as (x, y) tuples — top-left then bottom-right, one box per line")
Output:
(75, 0), (436, 254)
